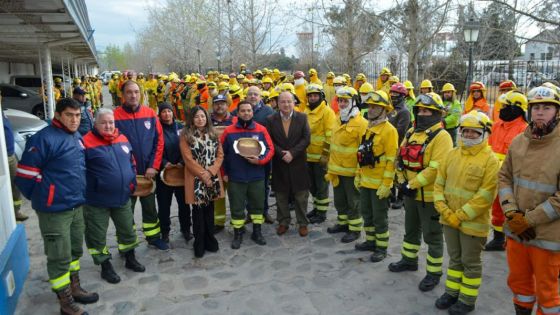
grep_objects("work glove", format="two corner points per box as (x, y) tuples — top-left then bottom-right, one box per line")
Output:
(354, 174), (361, 190)
(324, 173), (340, 187)
(400, 182), (417, 198)
(376, 185), (391, 199)
(396, 172), (405, 184)
(506, 211), (534, 240)
(442, 210), (461, 229)
(407, 178), (420, 190)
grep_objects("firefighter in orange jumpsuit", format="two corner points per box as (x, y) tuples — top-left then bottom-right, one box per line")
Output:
(485, 90), (528, 251)
(463, 82), (490, 116)
(499, 84), (560, 315)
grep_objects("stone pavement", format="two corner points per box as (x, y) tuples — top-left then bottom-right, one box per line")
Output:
(15, 195), (512, 315)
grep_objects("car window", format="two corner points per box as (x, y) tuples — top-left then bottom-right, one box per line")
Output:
(1, 86), (21, 97)
(14, 77), (42, 88)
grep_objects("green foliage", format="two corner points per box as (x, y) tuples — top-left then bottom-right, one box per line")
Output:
(100, 44), (127, 70)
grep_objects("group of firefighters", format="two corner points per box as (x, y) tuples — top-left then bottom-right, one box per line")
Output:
(16, 63), (560, 315)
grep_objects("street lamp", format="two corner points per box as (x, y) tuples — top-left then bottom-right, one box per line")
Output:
(464, 17), (480, 93)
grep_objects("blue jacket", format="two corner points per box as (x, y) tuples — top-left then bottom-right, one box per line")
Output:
(160, 120), (184, 167)
(15, 119), (86, 212)
(83, 129), (136, 208)
(231, 101), (274, 125)
(3, 110), (14, 156)
(78, 100), (94, 136)
(220, 119), (274, 183)
(114, 104), (164, 175)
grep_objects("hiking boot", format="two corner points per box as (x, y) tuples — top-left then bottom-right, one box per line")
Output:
(57, 286), (88, 315)
(70, 273), (99, 304)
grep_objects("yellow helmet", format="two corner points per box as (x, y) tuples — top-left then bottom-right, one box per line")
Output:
(220, 74), (229, 81)
(263, 67), (270, 74)
(278, 82), (296, 94)
(327, 71), (335, 79)
(248, 78), (259, 85)
(355, 73), (366, 82)
(229, 84), (242, 96)
(503, 90), (528, 112)
(496, 93), (508, 106)
(188, 76), (197, 83)
(261, 77), (273, 84)
(388, 76), (399, 84)
(237, 74), (245, 80)
(306, 83), (324, 95)
(207, 81), (217, 89)
(403, 80), (414, 90)
(240, 63), (246, 69)
(459, 110), (493, 134)
(333, 76), (347, 86)
(363, 90), (393, 112)
(261, 91), (270, 99)
(358, 82), (374, 94)
(441, 83), (456, 93)
(195, 78), (206, 85)
(73, 78), (81, 85)
(380, 67), (392, 76)
(54, 77), (62, 84)
(269, 89), (279, 100)
(309, 68), (318, 76)
(336, 86), (358, 99)
(218, 81), (229, 91)
(273, 68), (280, 74)
(420, 79), (433, 89)
(414, 92), (445, 112)
(343, 73), (351, 82)
(542, 82), (560, 95)
(527, 86), (560, 107)
(254, 70), (263, 76)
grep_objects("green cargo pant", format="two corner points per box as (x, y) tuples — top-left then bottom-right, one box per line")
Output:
(443, 225), (486, 306)
(401, 197), (444, 276)
(360, 187), (389, 250)
(131, 193), (161, 241)
(8, 154), (22, 211)
(214, 182), (228, 226)
(308, 162), (330, 213)
(37, 207), (84, 292)
(228, 180), (264, 229)
(333, 176), (362, 232)
(84, 200), (139, 265)
(276, 190), (309, 227)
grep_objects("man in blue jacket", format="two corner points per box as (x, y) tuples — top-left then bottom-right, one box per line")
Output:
(114, 80), (168, 250)
(221, 100), (274, 249)
(83, 108), (145, 284)
(15, 98), (98, 315)
(73, 86), (94, 136)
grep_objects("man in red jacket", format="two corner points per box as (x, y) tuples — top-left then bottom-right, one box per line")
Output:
(114, 80), (168, 250)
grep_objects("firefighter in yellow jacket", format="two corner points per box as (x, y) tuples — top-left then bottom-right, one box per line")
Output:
(354, 90), (398, 262)
(305, 84), (337, 224)
(389, 92), (453, 292)
(324, 87), (367, 243)
(433, 111), (498, 315)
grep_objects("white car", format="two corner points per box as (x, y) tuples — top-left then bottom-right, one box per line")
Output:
(4, 108), (48, 160)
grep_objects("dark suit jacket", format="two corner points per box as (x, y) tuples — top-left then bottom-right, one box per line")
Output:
(266, 110), (311, 193)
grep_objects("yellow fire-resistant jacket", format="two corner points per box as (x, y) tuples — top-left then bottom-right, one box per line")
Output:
(397, 123), (453, 202)
(434, 140), (499, 237)
(295, 81), (308, 112)
(358, 120), (398, 189)
(305, 101), (336, 162)
(108, 79), (119, 94)
(499, 126), (560, 250)
(324, 81), (335, 106)
(327, 114), (368, 177)
(310, 76), (323, 85)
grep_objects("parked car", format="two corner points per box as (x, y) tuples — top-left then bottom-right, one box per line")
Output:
(9, 74), (68, 91)
(0, 84), (45, 119)
(3, 108), (48, 160)
(100, 71), (121, 85)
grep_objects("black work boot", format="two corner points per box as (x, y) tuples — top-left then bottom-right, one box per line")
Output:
(309, 211), (326, 224)
(306, 208), (319, 219)
(448, 300), (475, 315)
(251, 224), (266, 245)
(514, 304), (533, 315)
(369, 249), (387, 263)
(484, 230), (505, 251)
(100, 260), (121, 284)
(418, 273), (441, 292)
(341, 231), (360, 243)
(435, 293), (458, 310)
(124, 249), (145, 272)
(70, 273), (99, 304)
(388, 259), (418, 272)
(327, 224), (349, 234)
(231, 228), (243, 249)
(355, 240), (376, 251)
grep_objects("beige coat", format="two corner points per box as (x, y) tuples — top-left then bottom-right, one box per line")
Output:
(179, 134), (224, 205)
(499, 126), (560, 251)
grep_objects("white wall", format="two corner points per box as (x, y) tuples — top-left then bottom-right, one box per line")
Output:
(0, 62), (37, 84)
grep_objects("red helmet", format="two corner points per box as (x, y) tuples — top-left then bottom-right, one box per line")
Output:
(499, 80), (517, 91)
(390, 82), (407, 95)
(469, 81), (486, 92)
(294, 71), (305, 79)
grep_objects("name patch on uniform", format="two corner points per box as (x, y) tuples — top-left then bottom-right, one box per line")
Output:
(121, 145), (130, 154)
(144, 121), (151, 130)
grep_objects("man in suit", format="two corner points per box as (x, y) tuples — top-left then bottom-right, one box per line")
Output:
(266, 91), (311, 236)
